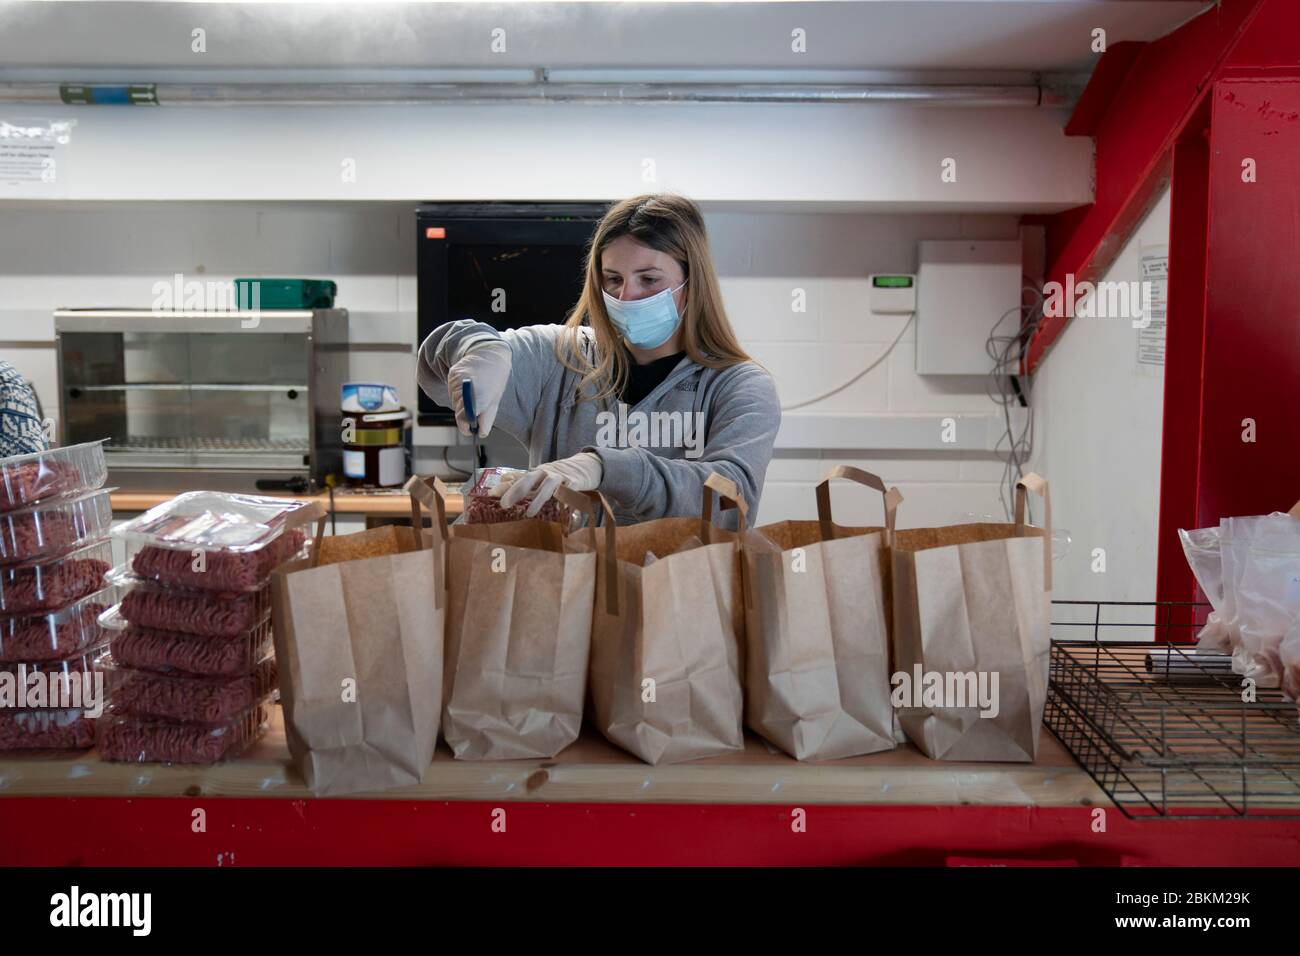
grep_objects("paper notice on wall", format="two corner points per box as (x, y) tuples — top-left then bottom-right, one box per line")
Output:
(1137, 245), (1168, 368)
(0, 118), (74, 188)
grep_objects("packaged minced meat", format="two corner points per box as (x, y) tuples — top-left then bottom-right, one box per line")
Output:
(114, 573), (269, 637)
(0, 585), (116, 662)
(106, 657), (276, 723)
(0, 639), (111, 680)
(0, 708), (96, 752)
(0, 537), (111, 614)
(0, 489), (114, 565)
(0, 643), (109, 715)
(0, 441), (107, 513)
(116, 491), (316, 592)
(98, 698), (272, 764)
(129, 529), (305, 593)
(103, 610), (273, 678)
(461, 467), (577, 527)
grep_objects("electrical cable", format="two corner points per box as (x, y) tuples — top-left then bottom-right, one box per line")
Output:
(985, 285), (1044, 522)
(780, 312), (915, 411)
(442, 446), (472, 481)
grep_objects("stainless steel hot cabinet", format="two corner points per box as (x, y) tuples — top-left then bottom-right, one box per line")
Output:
(54, 308), (348, 490)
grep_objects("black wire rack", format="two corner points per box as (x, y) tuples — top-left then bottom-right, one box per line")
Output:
(1046, 600), (1300, 820)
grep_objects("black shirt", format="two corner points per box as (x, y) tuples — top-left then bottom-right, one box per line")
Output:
(620, 350), (686, 407)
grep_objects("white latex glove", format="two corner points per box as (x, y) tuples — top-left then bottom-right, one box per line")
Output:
(446, 342), (512, 438)
(495, 452), (604, 518)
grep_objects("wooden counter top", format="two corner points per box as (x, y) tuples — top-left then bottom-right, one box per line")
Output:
(110, 489), (464, 517)
(0, 707), (1105, 807)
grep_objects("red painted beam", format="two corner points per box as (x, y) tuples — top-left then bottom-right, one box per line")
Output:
(2, 797), (1300, 867)
(1197, 79), (1300, 523)
(1155, 109), (1211, 611)
(1063, 41), (1146, 138)
(1026, 0), (1262, 373)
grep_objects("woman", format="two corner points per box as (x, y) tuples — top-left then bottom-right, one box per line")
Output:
(417, 193), (780, 528)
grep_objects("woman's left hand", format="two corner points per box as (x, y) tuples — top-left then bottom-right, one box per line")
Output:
(495, 452), (604, 517)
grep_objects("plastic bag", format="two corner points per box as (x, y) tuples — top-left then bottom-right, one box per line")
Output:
(1179, 525), (1233, 653)
(458, 467), (577, 528)
(1232, 524), (1300, 687)
(1280, 615), (1300, 702)
(1217, 513), (1300, 684)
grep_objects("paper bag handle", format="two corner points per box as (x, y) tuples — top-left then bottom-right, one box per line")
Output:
(281, 500), (329, 568)
(815, 465), (902, 546)
(404, 475), (449, 610)
(1288, 499), (1300, 518)
(577, 490), (619, 616)
(699, 472), (753, 610)
(700, 472), (749, 541)
(552, 484), (598, 532)
(1014, 472), (1052, 592)
(283, 500), (329, 569)
(282, 499), (328, 533)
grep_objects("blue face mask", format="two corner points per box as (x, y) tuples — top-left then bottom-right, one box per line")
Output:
(602, 281), (686, 349)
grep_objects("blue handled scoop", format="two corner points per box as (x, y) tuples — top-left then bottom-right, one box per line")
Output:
(461, 378), (480, 488)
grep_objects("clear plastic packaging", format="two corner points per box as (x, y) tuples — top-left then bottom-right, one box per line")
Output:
(98, 697), (273, 764)
(107, 566), (270, 637)
(1232, 526), (1300, 688)
(115, 491), (315, 592)
(1280, 615), (1300, 703)
(1182, 513), (1300, 685)
(0, 537), (112, 614)
(460, 466), (577, 527)
(105, 657), (276, 723)
(1218, 513), (1300, 686)
(0, 440), (107, 513)
(0, 708), (97, 752)
(99, 604), (273, 677)
(0, 585), (117, 663)
(0, 639), (111, 679)
(1179, 524), (1234, 654)
(0, 489), (114, 566)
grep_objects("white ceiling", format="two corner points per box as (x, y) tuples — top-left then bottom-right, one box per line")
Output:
(0, 1), (1210, 75)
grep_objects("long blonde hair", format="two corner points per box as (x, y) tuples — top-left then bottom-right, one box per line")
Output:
(557, 193), (753, 402)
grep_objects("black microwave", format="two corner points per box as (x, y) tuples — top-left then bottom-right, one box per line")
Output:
(415, 201), (607, 425)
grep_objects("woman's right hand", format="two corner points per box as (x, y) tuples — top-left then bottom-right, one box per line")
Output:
(446, 341), (512, 437)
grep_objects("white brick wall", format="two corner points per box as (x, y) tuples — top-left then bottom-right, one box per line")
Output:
(705, 211), (1021, 527)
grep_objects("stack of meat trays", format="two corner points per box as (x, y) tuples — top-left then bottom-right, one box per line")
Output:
(99, 492), (313, 764)
(0, 442), (114, 754)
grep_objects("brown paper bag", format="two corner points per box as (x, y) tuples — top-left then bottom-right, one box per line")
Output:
(270, 477), (448, 795)
(743, 466), (902, 760)
(891, 474), (1051, 762)
(587, 473), (747, 765)
(441, 486), (598, 760)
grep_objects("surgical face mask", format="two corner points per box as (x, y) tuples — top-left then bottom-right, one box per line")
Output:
(602, 280), (686, 349)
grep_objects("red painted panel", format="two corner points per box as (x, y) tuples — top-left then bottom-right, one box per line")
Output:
(1, 798), (1299, 867)
(1198, 79), (1300, 523)
(1155, 111), (1212, 611)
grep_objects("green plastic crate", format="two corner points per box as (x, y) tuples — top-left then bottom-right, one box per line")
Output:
(234, 278), (337, 310)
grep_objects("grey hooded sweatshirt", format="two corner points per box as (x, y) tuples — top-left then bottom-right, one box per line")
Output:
(417, 320), (781, 529)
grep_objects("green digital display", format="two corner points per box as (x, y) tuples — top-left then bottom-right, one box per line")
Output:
(872, 275), (914, 288)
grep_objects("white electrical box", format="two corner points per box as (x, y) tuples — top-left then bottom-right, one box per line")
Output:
(915, 239), (1022, 375)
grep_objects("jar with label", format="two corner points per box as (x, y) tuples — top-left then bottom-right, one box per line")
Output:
(341, 410), (411, 488)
